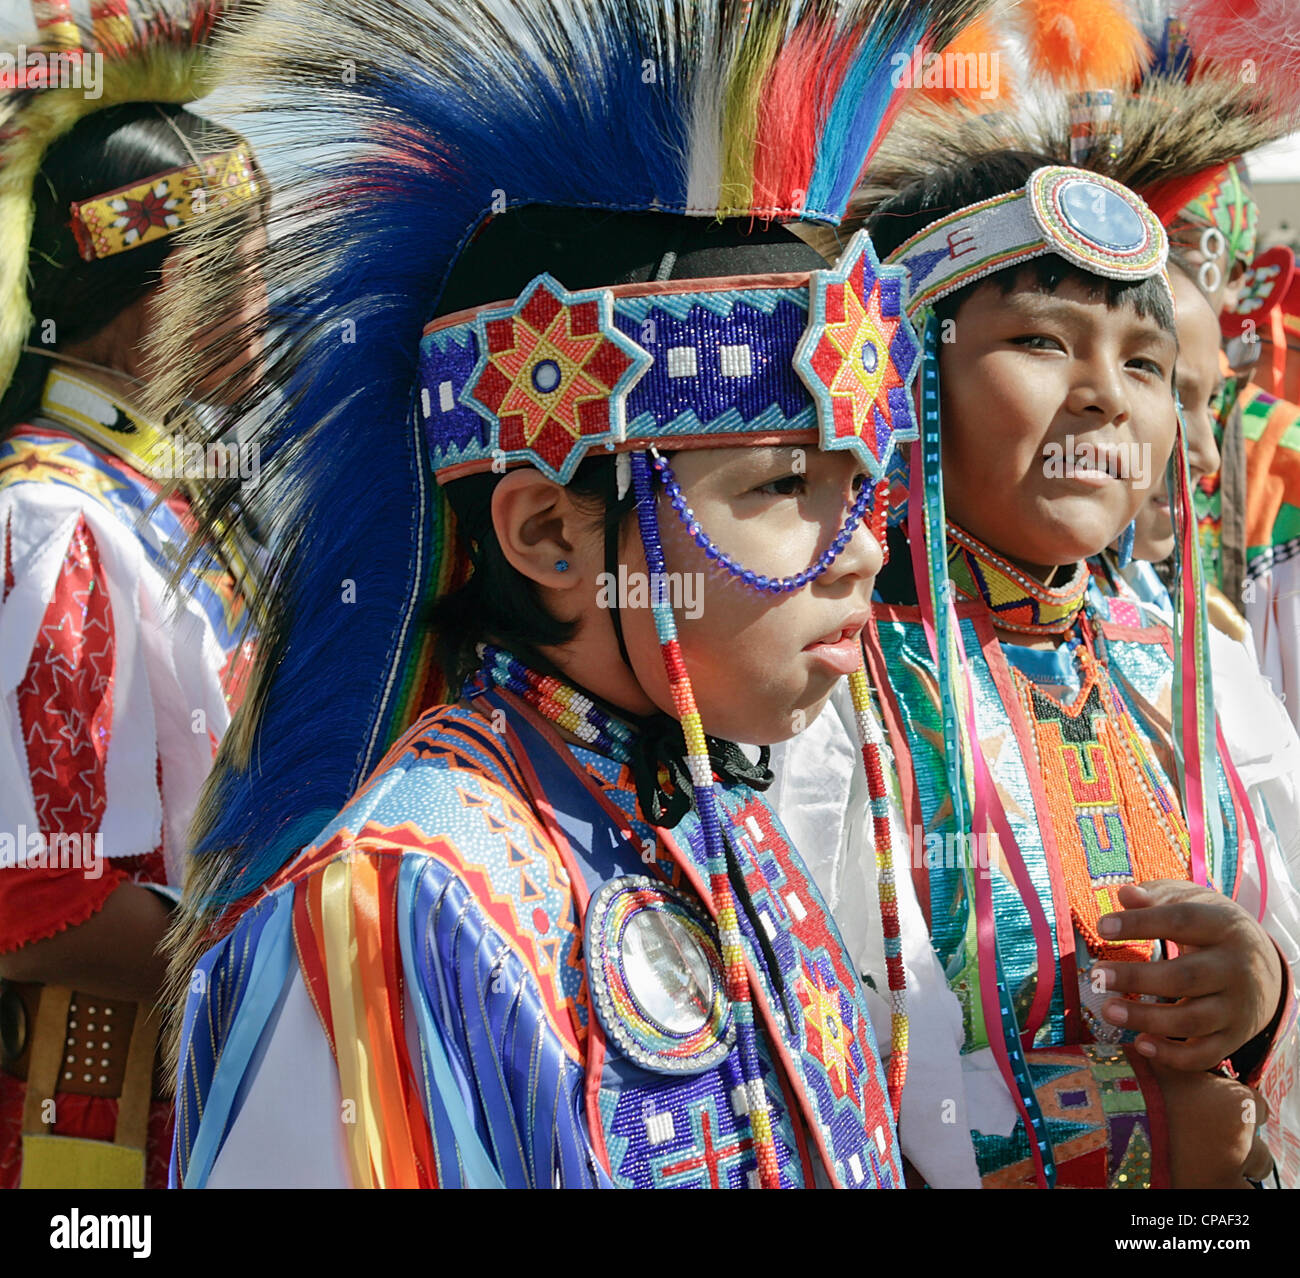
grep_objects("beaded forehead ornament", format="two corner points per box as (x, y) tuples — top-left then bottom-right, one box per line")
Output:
(885, 165), (1170, 317)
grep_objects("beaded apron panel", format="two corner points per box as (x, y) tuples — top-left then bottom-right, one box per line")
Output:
(1011, 665), (1191, 963)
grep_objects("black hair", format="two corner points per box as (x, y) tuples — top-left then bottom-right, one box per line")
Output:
(428, 205), (828, 688)
(1, 101), (247, 429)
(430, 453), (628, 692)
(866, 149), (1176, 335)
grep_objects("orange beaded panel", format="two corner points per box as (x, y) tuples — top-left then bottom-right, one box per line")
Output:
(1015, 664), (1191, 962)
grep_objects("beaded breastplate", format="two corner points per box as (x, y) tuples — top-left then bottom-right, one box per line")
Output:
(1008, 630), (1192, 963)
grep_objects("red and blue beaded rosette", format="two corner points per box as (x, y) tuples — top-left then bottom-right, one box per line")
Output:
(462, 274), (652, 484)
(794, 229), (919, 479)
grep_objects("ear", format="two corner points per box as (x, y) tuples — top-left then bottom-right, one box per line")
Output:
(491, 468), (600, 595)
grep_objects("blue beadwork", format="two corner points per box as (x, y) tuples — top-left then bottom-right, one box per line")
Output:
(649, 451), (874, 595)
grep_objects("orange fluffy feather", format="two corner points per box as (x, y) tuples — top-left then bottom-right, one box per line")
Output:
(1025, 0), (1149, 90)
(920, 17), (1016, 108)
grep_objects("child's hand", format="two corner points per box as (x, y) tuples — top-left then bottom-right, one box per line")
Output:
(1155, 1064), (1273, 1189)
(1093, 880), (1284, 1070)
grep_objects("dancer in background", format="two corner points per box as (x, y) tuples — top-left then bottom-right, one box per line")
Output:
(0, 0), (260, 1189)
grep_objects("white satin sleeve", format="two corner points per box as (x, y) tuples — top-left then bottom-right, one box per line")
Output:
(205, 967), (352, 1188)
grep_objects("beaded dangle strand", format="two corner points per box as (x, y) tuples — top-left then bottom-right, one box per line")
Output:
(631, 448), (784, 1190)
(652, 451), (874, 593)
(847, 664), (909, 1119)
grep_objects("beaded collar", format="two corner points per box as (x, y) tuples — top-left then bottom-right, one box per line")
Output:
(946, 523), (1089, 636)
(472, 644), (772, 828)
(38, 366), (170, 479)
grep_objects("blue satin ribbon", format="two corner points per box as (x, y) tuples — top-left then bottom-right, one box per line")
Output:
(398, 856), (505, 1188)
(182, 891), (296, 1188)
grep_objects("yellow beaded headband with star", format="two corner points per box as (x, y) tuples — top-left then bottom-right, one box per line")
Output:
(69, 143), (258, 261)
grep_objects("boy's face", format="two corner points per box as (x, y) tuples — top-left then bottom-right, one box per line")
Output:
(1133, 270), (1224, 564)
(613, 444), (883, 744)
(938, 274), (1178, 575)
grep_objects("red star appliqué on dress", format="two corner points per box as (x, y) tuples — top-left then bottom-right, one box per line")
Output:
(16, 516), (115, 831)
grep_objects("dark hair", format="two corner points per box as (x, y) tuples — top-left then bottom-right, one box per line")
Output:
(425, 206), (829, 689)
(1, 101), (247, 429)
(867, 149), (1176, 334)
(430, 453), (636, 691)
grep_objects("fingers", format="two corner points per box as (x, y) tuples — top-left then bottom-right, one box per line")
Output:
(1130, 1030), (1235, 1071)
(1093, 953), (1221, 999)
(1102, 992), (1231, 1040)
(1115, 882), (1156, 909)
(1098, 898), (1235, 948)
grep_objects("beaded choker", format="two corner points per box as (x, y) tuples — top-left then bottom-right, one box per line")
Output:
(473, 644), (772, 828)
(946, 523), (1089, 636)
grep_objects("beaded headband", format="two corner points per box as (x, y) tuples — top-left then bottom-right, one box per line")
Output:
(419, 229), (920, 486)
(69, 144), (259, 262)
(884, 165), (1170, 318)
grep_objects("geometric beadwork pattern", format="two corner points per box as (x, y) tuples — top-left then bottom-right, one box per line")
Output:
(462, 274), (652, 484)
(695, 792), (900, 1188)
(1015, 668), (1192, 962)
(420, 230), (919, 485)
(597, 1060), (804, 1189)
(794, 229), (918, 480)
(69, 146), (259, 262)
(974, 1044), (1160, 1189)
(947, 522), (1089, 635)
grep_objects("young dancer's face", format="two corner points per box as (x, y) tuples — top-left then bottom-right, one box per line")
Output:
(534, 443), (883, 744)
(1132, 269), (1223, 564)
(937, 273), (1179, 577)
(620, 445), (883, 744)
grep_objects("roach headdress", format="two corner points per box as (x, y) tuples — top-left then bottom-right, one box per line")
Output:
(151, 0), (994, 930)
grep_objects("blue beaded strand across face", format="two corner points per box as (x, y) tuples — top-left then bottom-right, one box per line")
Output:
(648, 447), (875, 595)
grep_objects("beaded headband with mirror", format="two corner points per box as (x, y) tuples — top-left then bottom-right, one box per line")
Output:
(885, 164), (1171, 317)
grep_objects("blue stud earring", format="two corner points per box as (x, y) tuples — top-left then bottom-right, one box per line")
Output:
(554, 559), (570, 573)
(1116, 518), (1137, 570)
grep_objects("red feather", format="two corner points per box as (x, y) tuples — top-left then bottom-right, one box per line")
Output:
(1183, 0), (1300, 116)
